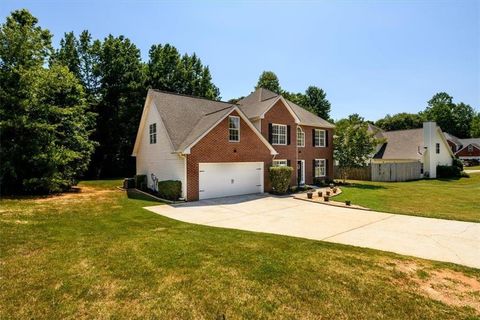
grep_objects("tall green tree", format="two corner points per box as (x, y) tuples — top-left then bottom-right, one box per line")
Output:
(422, 92), (474, 138)
(334, 114), (382, 182)
(54, 31), (80, 77)
(91, 35), (146, 178)
(147, 44), (219, 99)
(375, 112), (425, 131)
(302, 86), (331, 120)
(256, 71), (282, 94)
(0, 10), (95, 194)
(471, 112), (480, 138)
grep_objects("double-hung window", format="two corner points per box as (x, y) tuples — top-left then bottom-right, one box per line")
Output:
(229, 116), (240, 142)
(296, 127), (305, 147)
(272, 124), (287, 145)
(314, 129), (326, 147)
(149, 123), (157, 144)
(273, 159), (288, 167)
(314, 159), (326, 177)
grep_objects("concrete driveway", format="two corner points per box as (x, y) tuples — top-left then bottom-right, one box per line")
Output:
(145, 194), (480, 269)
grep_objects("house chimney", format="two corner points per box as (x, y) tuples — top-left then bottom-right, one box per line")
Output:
(423, 121), (437, 178)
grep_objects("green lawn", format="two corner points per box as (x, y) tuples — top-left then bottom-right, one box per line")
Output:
(333, 173), (480, 222)
(1, 180), (479, 319)
(466, 165), (480, 170)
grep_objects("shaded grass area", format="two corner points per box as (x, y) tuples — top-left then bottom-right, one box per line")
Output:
(466, 165), (480, 170)
(333, 173), (480, 222)
(1, 180), (479, 319)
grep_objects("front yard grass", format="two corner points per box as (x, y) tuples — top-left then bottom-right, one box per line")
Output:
(466, 165), (480, 170)
(1, 180), (479, 319)
(333, 173), (480, 222)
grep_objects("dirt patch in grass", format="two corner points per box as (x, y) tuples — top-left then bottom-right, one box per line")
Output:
(33, 186), (119, 204)
(386, 260), (480, 312)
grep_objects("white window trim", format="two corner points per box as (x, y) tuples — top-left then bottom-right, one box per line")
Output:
(314, 129), (326, 147)
(468, 145), (473, 152)
(228, 116), (240, 142)
(273, 159), (288, 167)
(296, 127), (305, 147)
(315, 159), (326, 177)
(272, 123), (287, 146)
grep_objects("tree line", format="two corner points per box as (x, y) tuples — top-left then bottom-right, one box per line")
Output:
(374, 92), (479, 138)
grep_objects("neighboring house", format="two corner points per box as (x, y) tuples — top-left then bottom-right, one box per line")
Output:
(368, 122), (453, 180)
(132, 88), (334, 201)
(443, 133), (480, 162)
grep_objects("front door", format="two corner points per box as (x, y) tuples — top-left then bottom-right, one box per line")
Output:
(297, 160), (305, 185)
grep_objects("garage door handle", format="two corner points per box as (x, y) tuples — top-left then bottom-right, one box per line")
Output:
(199, 170), (205, 172)
(199, 190), (204, 192)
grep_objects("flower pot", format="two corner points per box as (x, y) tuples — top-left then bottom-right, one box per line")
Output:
(326, 191), (330, 196)
(332, 187), (337, 193)
(307, 192), (313, 199)
(345, 200), (351, 206)
(324, 196), (329, 202)
(329, 183), (334, 189)
(317, 191), (323, 197)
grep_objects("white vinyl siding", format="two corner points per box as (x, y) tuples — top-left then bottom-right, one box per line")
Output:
(272, 124), (287, 145)
(296, 127), (305, 147)
(314, 129), (326, 147)
(229, 116), (240, 142)
(273, 159), (288, 167)
(315, 159), (326, 177)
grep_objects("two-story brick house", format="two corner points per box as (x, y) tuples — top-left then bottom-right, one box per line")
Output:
(132, 88), (334, 201)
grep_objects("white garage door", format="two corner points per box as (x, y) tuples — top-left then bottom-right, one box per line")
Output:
(199, 162), (264, 200)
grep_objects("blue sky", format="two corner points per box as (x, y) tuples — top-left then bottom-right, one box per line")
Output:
(1, 0), (478, 120)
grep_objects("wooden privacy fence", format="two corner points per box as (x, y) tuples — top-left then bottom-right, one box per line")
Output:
(334, 165), (371, 181)
(371, 161), (421, 182)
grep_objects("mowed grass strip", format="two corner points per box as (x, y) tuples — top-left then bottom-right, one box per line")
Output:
(1, 180), (479, 319)
(333, 173), (480, 222)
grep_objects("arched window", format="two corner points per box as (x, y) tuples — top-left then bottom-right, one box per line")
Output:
(296, 127), (305, 147)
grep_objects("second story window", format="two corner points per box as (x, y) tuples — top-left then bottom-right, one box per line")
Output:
(436, 143), (440, 154)
(296, 127), (305, 147)
(149, 123), (157, 144)
(314, 129), (326, 147)
(272, 124), (287, 145)
(229, 116), (240, 142)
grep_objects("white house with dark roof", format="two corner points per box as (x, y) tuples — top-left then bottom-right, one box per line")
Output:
(369, 122), (454, 179)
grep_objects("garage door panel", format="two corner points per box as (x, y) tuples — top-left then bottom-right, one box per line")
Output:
(199, 162), (263, 200)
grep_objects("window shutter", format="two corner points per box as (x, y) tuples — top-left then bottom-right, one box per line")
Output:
(287, 159), (291, 167)
(287, 125), (291, 145)
(326, 159), (329, 177)
(312, 129), (315, 146)
(325, 130), (329, 147)
(312, 159), (316, 178)
(268, 123), (273, 143)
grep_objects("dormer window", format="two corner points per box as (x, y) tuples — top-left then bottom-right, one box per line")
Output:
(149, 123), (157, 144)
(296, 127), (305, 147)
(229, 116), (240, 142)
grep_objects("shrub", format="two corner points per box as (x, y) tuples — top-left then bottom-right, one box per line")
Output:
(134, 174), (147, 191)
(437, 165), (461, 178)
(158, 180), (182, 200)
(269, 166), (293, 194)
(452, 157), (463, 172)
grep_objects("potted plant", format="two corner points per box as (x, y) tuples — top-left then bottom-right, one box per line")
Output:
(324, 196), (329, 202)
(345, 200), (351, 206)
(332, 187), (337, 193)
(326, 190), (330, 196)
(317, 191), (323, 197)
(329, 183), (334, 189)
(307, 191), (313, 199)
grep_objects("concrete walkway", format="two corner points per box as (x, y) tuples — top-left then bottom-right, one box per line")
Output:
(145, 194), (480, 269)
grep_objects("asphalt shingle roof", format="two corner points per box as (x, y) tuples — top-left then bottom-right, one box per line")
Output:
(373, 128), (424, 160)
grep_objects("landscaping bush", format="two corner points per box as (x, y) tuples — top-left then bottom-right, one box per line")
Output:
(158, 180), (182, 200)
(134, 174), (147, 191)
(437, 165), (462, 178)
(269, 166), (293, 194)
(452, 158), (463, 172)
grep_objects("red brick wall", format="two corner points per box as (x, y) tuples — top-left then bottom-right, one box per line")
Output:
(456, 144), (480, 157)
(186, 110), (273, 201)
(261, 100), (334, 186)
